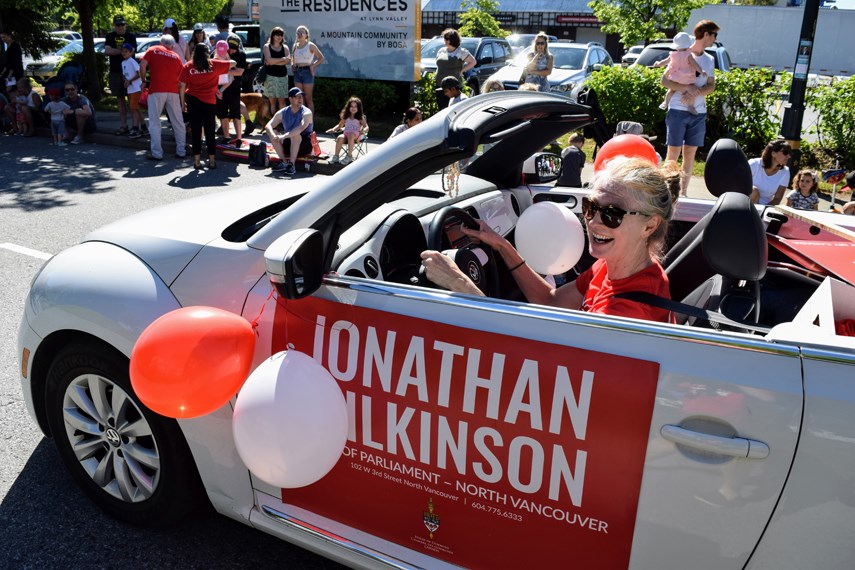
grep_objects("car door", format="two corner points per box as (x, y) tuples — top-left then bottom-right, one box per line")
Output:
(244, 276), (802, 569)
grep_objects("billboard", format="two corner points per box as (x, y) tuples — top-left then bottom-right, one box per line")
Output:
(258, 0), (419, 81)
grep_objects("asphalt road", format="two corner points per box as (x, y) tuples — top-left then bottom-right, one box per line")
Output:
(0, 137), (344, 569)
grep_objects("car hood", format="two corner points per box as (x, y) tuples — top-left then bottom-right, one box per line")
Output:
(84, 180), (321, 285)
(28, 55), (62, 67)
(490, 62), (583, 86)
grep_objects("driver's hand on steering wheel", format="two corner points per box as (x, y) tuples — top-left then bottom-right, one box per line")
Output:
(461, 220), (507, 251)
(420, 250), (484, 296)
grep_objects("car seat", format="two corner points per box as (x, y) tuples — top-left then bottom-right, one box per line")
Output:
(678, 192), (768, 331)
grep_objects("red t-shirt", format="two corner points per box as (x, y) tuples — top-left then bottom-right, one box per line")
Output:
(575, 258), (674, 323)
(179, 60), (231, 105)
(143, 45), (184, 93)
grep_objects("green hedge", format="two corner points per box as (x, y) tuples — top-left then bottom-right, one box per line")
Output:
(311, 78), (400, 118)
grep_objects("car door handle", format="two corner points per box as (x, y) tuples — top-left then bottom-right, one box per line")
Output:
(661, 424), (769, 459)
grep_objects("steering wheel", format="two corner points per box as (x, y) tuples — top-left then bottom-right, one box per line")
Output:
(423, 206), (500, 297)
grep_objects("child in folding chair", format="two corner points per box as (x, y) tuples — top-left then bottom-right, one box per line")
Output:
(326, 96), (368, 165)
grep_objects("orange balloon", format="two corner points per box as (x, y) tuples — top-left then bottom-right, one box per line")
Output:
(593, 134), (659, 171)
(130, 306), (256, 419)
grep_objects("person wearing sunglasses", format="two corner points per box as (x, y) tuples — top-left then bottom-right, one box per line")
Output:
(421, 156), (680, 323)
(60, 82), (96, 144)
(749, 139), (792, 205)
(521, 32), (553, 92)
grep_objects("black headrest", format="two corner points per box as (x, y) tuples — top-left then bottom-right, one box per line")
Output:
(702, 193), (767, 281)
(704, 139), (752, 197)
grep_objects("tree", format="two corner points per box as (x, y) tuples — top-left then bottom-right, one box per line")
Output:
(0, 0), (66, 59)
(588, 0), (705, 48)
(457, 0), (509, 38)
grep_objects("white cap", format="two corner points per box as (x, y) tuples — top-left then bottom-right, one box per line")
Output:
(671, 32), (693, 50)
(164, 18), (176, 28)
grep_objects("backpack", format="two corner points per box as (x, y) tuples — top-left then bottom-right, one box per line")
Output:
(248, 141), (269, 167)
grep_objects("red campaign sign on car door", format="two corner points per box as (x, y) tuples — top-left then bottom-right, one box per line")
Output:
(273, 297), (659, 569)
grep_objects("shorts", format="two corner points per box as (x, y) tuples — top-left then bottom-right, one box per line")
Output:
(109, 71), (127, 98)
(665, 109), (706, 148)
(264, 74), (290, 99)
(280, 134), (314, 157)
(51, 120), (65, 136)
(216, 89), (241, 119)
(128, 91), (141, 110)
(293, 66), (314, 85)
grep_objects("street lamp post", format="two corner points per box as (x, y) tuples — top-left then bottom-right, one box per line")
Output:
(780, 0), (821, 175)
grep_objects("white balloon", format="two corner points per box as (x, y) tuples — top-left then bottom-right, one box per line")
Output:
(515, 202), (585, 275)
(232, 351), (348, 489)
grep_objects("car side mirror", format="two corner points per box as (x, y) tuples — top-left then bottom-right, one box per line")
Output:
(522, 152), (563, 184)
(264, 229), (325, 299)
(592, 64), (604, 72)
(479, 56), (494, 65)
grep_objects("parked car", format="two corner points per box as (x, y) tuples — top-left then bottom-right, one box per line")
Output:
(18, 91), (855, 569)
(486, 41), (613, 101)
(420, 35), (512, 94)
(134, 36), (163, 62)
(634, 39), (732, 71)
(26, 39), (84, 84)
(506, 33), (558, 56)
(621, 44), (644, 65)
(51, 30), (82, 42)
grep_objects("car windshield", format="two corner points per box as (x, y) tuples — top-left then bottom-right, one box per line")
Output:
(421, 37), (478, 58)
(635, 46), (670, 67)
(511, 45), (586, 69)
(508, 35), (535, 49)
(56, 40), (83, 55)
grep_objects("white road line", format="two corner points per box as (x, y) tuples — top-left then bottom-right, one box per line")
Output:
(0, 243), (53, 260)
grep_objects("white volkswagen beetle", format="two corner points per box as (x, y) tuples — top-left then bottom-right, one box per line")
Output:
(18, 92), (855, 569)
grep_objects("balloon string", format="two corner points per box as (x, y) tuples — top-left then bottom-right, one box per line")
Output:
(250, 288), (276, 333)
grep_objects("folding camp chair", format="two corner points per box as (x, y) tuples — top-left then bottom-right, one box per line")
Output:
(352, 133), (369, 159)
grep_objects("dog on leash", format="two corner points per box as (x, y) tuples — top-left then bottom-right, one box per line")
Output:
(240, 93), (273, 126)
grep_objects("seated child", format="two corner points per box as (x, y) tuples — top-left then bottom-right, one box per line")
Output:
(43, 89), (71, 146)
(441, 76), (468, 107)
(326, 96), (368, 165)
(654, 32), (705, 115)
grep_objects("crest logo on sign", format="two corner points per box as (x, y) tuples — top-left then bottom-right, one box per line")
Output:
(423, 497), (440, 539)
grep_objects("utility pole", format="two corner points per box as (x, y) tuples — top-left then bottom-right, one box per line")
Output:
(780, 0), (821, 175)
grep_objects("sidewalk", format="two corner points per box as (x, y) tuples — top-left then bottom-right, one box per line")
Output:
(40, 109), (731, 201)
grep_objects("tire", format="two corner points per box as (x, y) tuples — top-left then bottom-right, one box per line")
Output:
(45, 341), (206, 526)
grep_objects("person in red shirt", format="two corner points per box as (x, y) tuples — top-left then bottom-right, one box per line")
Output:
(139, 34), (186, 161)
(180, 43), (234, 170)
(421, 156), (681, 324)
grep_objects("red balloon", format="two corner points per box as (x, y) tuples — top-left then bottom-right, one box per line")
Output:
(130, 306), (256, 419)
(593, 134), (659, 172)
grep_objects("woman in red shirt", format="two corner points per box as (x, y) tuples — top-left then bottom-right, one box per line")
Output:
(421, 156), (681, 323)
(179, 43), (233, 169)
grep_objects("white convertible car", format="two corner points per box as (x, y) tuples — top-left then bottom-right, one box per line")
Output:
(18, 92), (855, 569)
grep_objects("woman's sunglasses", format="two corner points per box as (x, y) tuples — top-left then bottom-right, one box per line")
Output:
(582, 197), (646, 229)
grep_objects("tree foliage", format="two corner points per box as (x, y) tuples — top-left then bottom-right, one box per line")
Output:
(806, 75), (855, 170)
(588, 0), (705, 48)
(457, 0), (508, 39)
(0, 0), (68, 58)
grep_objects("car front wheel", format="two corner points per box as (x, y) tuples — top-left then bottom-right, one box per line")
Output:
(45, 341), (205, 526)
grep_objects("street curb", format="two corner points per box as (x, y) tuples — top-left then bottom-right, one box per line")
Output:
(33, 125), (345, 175)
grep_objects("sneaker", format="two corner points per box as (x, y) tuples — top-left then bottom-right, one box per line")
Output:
(341, 155), (352, 165)
(70, 137), (83, 145)
(128, 128), (142, 139)
(284, 162), (296, 175)
(330, 154), (340, 164)
(57, 141), (68, 147)
(145, 152), (162, 161)
(271, 161), (288, 172)
(244, 120), (256, 136)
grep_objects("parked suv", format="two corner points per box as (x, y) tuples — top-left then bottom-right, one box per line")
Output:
(232, 24), (266, 93)
(420, 36), (512, 94)
(486, 41), (613, 102)
(634, 39), (732, 71)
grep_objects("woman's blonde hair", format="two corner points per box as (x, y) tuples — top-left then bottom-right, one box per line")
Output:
(530, 31), (551, 58)
(296, 25), (310, 41)
(591, 156), (680, 259)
